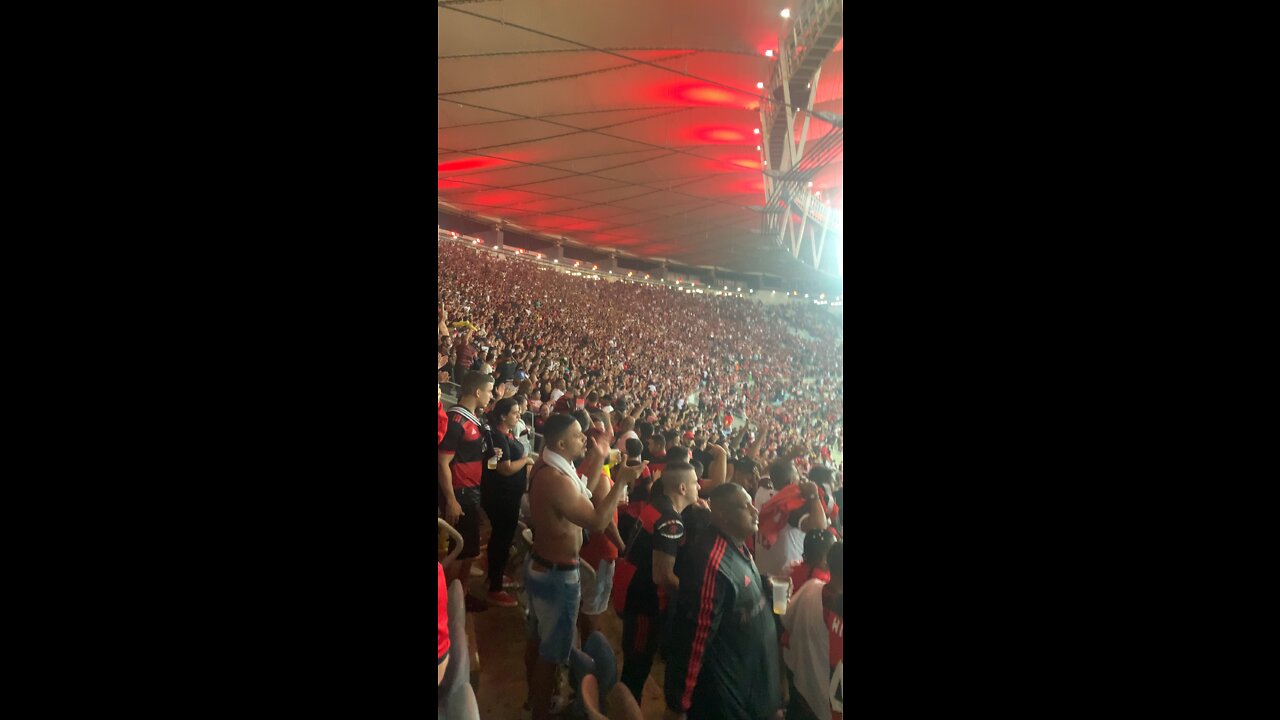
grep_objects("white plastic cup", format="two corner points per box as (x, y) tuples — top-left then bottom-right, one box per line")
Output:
(770, 576), (790, 615)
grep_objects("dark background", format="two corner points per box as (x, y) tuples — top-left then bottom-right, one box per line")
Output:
(76, 5), (1204, 716)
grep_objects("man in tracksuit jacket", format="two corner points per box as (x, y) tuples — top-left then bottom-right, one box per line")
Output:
(663, 483), (782, 720)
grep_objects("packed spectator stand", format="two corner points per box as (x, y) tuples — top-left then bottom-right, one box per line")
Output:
(438, 230), (844, 720)
(437, 233), (843, 471)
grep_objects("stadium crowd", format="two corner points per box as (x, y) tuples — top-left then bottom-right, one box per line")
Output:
(438, 238), (844, 720)
(436, 241), (843, 470)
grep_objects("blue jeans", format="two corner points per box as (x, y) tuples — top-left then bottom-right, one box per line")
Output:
(524, 558), (581, 663)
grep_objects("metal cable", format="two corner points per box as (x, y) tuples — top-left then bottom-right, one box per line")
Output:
(439, 50), (698, 96)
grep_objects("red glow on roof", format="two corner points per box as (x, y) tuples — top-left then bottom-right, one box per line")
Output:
(729, 158), (762, 170)
(670, 83), (738, 106)
(438, 158), (494, 173)
(695, 127), (749, 143)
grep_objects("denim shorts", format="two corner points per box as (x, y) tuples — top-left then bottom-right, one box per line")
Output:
(523, 557), (582, 663)
(579, 558), (615, 616)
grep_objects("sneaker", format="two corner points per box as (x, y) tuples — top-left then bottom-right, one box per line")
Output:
(487, 590), (518, 607)
(464, 594), (489, 612)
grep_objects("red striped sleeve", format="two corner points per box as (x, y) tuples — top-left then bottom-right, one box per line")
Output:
(681, 535), (727, 710)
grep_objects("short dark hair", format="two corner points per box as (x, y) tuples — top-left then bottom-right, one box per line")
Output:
(543, 414), (579, 449)
(768, 457), (798, 488)
(827, 541), (843, 582)
(658, 461), (696, 495)
(690, 459), (704, 478)
(809, 466), (835, 490)
(666, 447), (690, 464)
(461, 371), (494, 398)
(803, 529), (836, 566)
(625, 437), (643, 457)
(637, 421), (653, 440)
(587, 391), (599, 403)
(572, 409), (592, 432)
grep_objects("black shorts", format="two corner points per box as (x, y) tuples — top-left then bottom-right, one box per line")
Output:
(454, 487), (482, 560)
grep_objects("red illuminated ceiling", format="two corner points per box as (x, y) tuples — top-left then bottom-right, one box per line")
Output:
(438, 0), (843, 282)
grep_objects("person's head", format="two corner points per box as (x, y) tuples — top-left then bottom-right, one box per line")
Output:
(660, 461), (701, 507)
(708, 483), (758, 542)
(809, 465), (834, 488)
(827, 541), (843, 596)
(803, 529), (837, 569)
(648, 434), (667, 455)
(666, 446), (690, 465)
(490, 398), (521, 429)
(768, 456), (798, 489)
(572, 409), (592, 433)
(553, 378), (566, 390)
(544, 413), (588, 461)
(690, 459), (704, 479)
(625, 437), (644, 460)
(663, 428), (679, 448)
(618, 417), (635, 435)
(637, 421), (654, 441)
(512, 393), (528, 412)
(586, 391), (599, 405)
(517, 379), (534, 397)
(460, 371), (495, 407)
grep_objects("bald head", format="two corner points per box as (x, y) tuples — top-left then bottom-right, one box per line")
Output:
(708, 482), (758, 542)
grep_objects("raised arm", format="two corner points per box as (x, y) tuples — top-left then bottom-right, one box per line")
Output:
(701, 442), (728, 493)
(548, 462), (630, 533)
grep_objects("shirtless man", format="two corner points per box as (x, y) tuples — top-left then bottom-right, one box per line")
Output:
(523, 413), (646, 720)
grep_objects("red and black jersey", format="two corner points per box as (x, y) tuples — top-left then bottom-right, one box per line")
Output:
(440, 406), (486, 489)
(618, 494), (683, 615)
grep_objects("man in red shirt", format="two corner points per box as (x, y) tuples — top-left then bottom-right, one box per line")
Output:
(823, 544), (844, 719)
(455, 329), (478, 374)
(553, 386), (578, 415)
(438, 371), (496, 611)
(789, 528), (836, 590)
(781, 541), (843, 720)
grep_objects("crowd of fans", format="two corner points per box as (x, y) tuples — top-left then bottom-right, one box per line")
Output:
(438, 237), (844, 720)
(437, 240), (844, 471)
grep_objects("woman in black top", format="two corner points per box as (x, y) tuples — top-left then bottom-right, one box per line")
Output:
(480, 398), (536, 607)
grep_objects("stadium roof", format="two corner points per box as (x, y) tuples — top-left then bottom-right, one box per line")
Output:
(438, 0), (843, 289)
